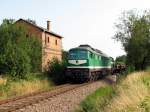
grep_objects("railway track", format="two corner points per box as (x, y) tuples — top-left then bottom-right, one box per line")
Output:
(0, 82), (95, 112)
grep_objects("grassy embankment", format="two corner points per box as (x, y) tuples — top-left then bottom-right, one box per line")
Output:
(0, 73), (54, 100)
(77, 71), (150, 112)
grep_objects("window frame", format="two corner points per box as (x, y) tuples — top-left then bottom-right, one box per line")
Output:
(47, 37), (50, 43)
(55, 39), (57, 45)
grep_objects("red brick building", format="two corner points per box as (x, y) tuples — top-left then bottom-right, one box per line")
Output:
(16, 19), (63, 71)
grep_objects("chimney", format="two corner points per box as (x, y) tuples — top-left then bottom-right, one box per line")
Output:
(47, 20), (51, 31)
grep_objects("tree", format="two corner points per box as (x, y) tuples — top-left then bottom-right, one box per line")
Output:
(115, 55), (126, 64)
(0, 19), (42, 79)
(113, 10), (150, 70)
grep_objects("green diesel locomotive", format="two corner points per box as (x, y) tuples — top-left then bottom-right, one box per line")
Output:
(66, 45), (114, 82)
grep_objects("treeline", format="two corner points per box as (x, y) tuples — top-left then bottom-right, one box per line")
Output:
(114, 10), (150, 71)
(0, 19), (42, 80)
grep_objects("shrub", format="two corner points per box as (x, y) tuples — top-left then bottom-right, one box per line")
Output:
(146, 66), (150, 73)
(0, 19), (42, 80)
(126, 65), (135, 74)
(27, 37), (42, 72)
(47, 58), (67, 84)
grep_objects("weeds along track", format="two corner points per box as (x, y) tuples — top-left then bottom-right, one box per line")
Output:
(0, 82), (96, 112)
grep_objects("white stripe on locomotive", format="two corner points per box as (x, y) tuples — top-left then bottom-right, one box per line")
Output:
(67, 66), (111, 69)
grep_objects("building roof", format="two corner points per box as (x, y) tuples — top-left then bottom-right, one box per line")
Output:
(16, 19), (63, 38)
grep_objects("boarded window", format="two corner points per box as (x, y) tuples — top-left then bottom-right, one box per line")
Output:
(47, 37), (50, 43)
(55, 39), (57, 45)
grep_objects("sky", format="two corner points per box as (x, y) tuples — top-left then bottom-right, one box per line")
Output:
(0, 0), (150, 59)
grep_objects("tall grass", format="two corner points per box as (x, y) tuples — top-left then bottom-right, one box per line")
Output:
(0, 73), (54, 100)
(104, 72), (150, 112)
(77, 71), (150, 112)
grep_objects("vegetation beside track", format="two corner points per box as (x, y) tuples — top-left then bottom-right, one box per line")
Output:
(0, 19), (68, 100)
(0, 57), (67, 100)
(0, 73), (54, 100)
(76, 71), (150, 112)
(0, 19), (42, 80)
(75, 86), (115, 112)
(0, 54), (67, 100)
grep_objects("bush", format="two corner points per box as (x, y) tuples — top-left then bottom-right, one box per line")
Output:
(7, 47), (31, 80)
(126, 65), (135, 74)
(27, 37), (42, 72)
(0, 19), (42, 80)
(146, 66), (150, 73)
(47, 58), (67, 84)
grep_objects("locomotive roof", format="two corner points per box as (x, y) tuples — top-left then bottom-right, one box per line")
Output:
(70, 44), (109, 57)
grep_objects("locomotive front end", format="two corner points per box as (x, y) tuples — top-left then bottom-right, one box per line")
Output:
(66, 48), (89, 82)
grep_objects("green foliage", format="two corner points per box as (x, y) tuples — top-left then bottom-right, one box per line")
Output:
(114, 10), (150, 70)
(0, 19), (42, 80)
(24, 73), (48, 81)
(47, 58), (67, 84)
(140, 76), (150, 112)
(140, 96), (150, 112)
(77, 86), (115, 112)
(142, 76), (150, 88)
(146, 66), (150, 72)
(62, 50), (68, 65)
(115, 55), (126, 64)
(77, 72), (150, 112)
(115, 65), (135, 81)
(27, 37), (42, 72)
(126, 65), (135, 74)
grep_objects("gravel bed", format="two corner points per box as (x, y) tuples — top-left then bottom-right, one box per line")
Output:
(16, 75), (116, 112)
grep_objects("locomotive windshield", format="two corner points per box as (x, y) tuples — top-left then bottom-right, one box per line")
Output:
(68, 49), (87, 59)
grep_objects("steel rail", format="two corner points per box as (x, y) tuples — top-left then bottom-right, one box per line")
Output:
(0, 82), (93, 112)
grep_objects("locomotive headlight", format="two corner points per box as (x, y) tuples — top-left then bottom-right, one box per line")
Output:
(76, 60), (79, 63)
(68, 60), (87, 65)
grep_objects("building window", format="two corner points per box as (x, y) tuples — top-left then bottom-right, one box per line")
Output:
(45, 37), (46, 44)
(47, 37), (50, 43)
(55, 39), (57, 45)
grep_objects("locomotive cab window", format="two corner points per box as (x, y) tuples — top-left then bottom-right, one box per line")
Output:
(68, 51), (77, 59)
(68, 50), (87, 59)
(95, 55), (98, 59)
(79, 50), (87, 59)
(94, 54), (96, 59)
(99, 56), (101, 60)
(93, 54), (95, 59)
